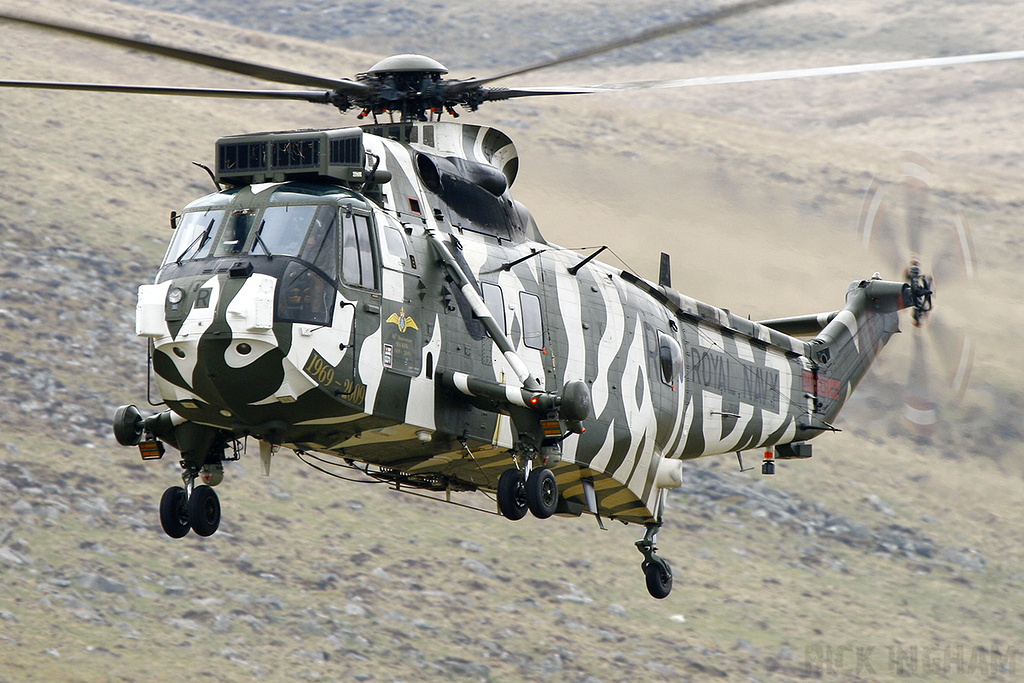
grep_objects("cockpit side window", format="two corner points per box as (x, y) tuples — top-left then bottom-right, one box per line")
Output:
(256, 205), (319, 258)
(163, 209), (225, 265)
(340, 212), (378, 290)
(299, 206), (338, 281)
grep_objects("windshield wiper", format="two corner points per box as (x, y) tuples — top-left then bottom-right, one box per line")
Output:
(251, 220), (273, 259)
(175, 218), (216, 265)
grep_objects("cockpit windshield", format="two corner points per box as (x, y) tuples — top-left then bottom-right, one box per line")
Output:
(163, 201), (357, 284)
(213, 210), (258, 257)
(254, 205), (320, 258)
(163, 209), (225, 265)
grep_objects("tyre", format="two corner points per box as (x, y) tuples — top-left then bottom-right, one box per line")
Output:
(496, 468), (528, 520)
(525, 467), (558, 519)
(644, 559), (673, 599)
(188, 484), (221, 537)
(159, 486), (190, 538)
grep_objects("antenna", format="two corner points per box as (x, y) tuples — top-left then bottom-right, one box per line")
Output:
(659, 252), (672, 288)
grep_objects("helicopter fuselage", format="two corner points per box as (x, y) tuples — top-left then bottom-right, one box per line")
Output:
(135, 121), (907, 526)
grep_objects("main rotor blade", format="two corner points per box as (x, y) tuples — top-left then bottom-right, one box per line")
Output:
(457, 0), (797, 91)
(496, 49), (1024, 96)
(0, 12), (368, 94)
(0, 80), (334, 102)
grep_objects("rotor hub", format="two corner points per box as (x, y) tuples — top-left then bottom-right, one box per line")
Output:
(365, 54), (449, 76)
(354, 54), (477, 121)
(905, 259), (933, 326)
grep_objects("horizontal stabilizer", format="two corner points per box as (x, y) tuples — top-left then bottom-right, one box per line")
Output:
(759, 311), (839, 336)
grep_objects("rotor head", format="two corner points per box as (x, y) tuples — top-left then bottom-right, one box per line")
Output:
(904, 257), (934, 327)
(365, 54), (449, 76)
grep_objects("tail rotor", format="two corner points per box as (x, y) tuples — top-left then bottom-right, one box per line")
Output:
(858, 152), (975, 438)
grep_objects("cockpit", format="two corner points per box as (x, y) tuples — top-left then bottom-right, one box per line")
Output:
(158, 184), (382, 327)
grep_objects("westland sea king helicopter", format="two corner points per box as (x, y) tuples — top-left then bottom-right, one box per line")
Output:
(2, 0), (1015, 598)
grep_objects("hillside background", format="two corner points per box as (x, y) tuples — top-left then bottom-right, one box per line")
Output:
(1, 1), (1023, 681)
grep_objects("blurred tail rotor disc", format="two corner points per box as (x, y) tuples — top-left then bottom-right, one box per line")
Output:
(858, 152), (976, 439)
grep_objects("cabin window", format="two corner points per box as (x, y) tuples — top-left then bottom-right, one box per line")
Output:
(658, 331), (683, 387)
(382, 224), (408, 261)
(255, 204), (319, 257)
(341, 212), (377, 289)
(276, 261), (335, 325)
(164, 209), (224, 264)
(213, 209), (258, 256)
(481, 282), (506, 334)
(519, 292), (544, 350)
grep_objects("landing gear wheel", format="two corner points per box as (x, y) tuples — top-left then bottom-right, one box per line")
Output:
(159, 486), (190, 538)
(644, 558), (673, 599)
(497, 468), (528, 520)
(113, 404), (144, 446)
(525, 467), (558, 519)
(188, 484), (221, 537)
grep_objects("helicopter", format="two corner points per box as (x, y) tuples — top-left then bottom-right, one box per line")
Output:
(2, 1), (1019, 599)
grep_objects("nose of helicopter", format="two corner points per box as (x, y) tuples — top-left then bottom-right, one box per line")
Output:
(137, 272), (315, 423)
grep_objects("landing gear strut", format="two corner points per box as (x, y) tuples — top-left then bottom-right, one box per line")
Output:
(636, 522), (673, 599)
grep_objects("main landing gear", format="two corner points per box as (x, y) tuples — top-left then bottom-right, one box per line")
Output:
(159, 478), (221, 538)
(496, 463), (559, 520)
(636, 522), (673, 599)
(158, 456), (225, 538)
(113, 404), (226, 540)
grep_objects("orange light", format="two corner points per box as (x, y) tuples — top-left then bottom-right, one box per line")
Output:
(541, 420), (562, 437)
(138, 441), (165, 461)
